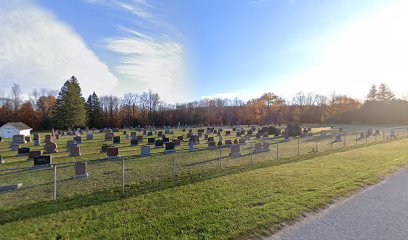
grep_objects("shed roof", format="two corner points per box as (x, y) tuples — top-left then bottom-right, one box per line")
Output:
(1, 122), (32, 130)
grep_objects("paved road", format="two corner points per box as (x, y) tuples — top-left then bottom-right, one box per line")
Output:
(268, 169), (408, 240)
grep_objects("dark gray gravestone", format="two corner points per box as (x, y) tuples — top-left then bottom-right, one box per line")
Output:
(165, 142), (175, 154)
(33, 155), (52, 167)
(17, 147), (30, 156)
(155, 140), (164, 148)
(74, 161), (88, 179)
(147, 138), (155, 145)
(131, 138), (138, 146)
(113, 136), (121, 144)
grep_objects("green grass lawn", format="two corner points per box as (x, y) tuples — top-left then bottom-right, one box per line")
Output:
(1, 137), (408, 239)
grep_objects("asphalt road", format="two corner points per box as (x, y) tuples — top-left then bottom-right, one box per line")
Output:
(267, 169), (408, 240)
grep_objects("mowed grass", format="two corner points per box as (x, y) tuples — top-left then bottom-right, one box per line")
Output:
(1, 138), (408, 239)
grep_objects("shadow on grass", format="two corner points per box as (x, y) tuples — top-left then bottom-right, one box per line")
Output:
(0, 139), (396, 225)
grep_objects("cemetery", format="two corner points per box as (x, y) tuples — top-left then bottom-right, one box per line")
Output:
(0, 123), (407, 240)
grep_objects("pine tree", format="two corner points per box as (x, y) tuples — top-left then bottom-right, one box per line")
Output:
(377, 83), (395, 101)
(53, 76), (88, 129)
(86, 92), (103, 128)
(366, 84), (377, 101)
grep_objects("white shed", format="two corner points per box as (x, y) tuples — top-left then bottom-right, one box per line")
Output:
(0, 122), (32, 138)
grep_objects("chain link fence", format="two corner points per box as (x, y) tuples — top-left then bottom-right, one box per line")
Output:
(1, 127), (407, 209)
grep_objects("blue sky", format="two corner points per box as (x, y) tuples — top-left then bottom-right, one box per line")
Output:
(1, 0), (407, 103)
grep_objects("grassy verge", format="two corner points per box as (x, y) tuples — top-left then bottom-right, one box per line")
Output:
(1, 138), (408, 239)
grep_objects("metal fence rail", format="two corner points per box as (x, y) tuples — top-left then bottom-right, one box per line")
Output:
(1, 127), (407, 208)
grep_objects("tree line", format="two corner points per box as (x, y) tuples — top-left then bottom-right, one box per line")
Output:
(0, 77), (406, 130)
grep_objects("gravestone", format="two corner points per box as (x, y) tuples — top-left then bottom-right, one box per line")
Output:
(263, 142), (270, 152)
(333, 135), (342, 143)
(17, 147), (30, 156)
(198, 132), (203, 138)
(390, 129), (397, 139)
(172, 139), (181, 146)
(44, 135), (52, 143)
(204, 134), (208, 140)
(239, 138), (246, 145)
(165, 142), (176, 154)
(147, 131), (153, 136)
(13, 135), (26, 144)
(177, 136), (184, 141)
(163, 137), (170, 143)
(137, 135), (143, 142)
(207, 136), (214, 143)
(44, 142), (58, 154)
(70, 146), (81, 157)
(158, 131), (163, 137)
(229, 144), (241, 157)
(155, 140), (164, 148)
(87, 134), (94, 140)
(28, 150), (42, 160)
(143, 130), (147, 135)
(74, 161), (88, 179)
(0, 155), (3, 164)
(141, 146), (151, 156)
(107, 147), (119, 157)
(225, 131), (231, 136)
(148, 138), (155, 145)
(225, 140), (233, 147)
(74, 136), (83, 144)
(256, 132), (261, 139)
(131, 138), (138, 146)
(100, 144), (114, 153)
(125, 134), (129, 140)
(208, 141), (217, 150)
(105, 133), (114, 141)
(25, 136), (32, 143)
(113, 136), (121, 144)
(66, 140), (77, 152)
(254, 142), (262, 153)
(188, 142), (197, 152)
(56, 134), (60, 140)
(33, 155), (52, 168)
(10, 142), (19, 151)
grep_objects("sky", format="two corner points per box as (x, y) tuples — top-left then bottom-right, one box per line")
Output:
(1, 0), (408, 103)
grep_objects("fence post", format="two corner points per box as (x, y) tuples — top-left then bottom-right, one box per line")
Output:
(172, 151), (176, 177)
(343, 134), (346, 148)
(276, 141), (279, 160)
(250, 142), (253, 164)
(53, 165), (57, 201)
(330, 135), (333, 150)
(219, 147), (222, 169)
(297, 137), (300, 158)
(315, 139), (318, 153)
(121, 157), (125, 192)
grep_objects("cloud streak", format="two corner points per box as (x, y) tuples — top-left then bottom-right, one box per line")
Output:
(0, 0), (119, 96)
(89, 0), (190, 103)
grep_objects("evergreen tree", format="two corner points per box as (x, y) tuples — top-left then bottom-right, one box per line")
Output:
(366, 84), (377, 101)
(86, 92), (103, 128)
(52, 76), (88, 129)
(377, 83), (395, 101)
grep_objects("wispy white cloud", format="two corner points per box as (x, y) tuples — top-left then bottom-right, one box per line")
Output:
(0, 0), (119, 96)
(88, 0), (190, 103)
